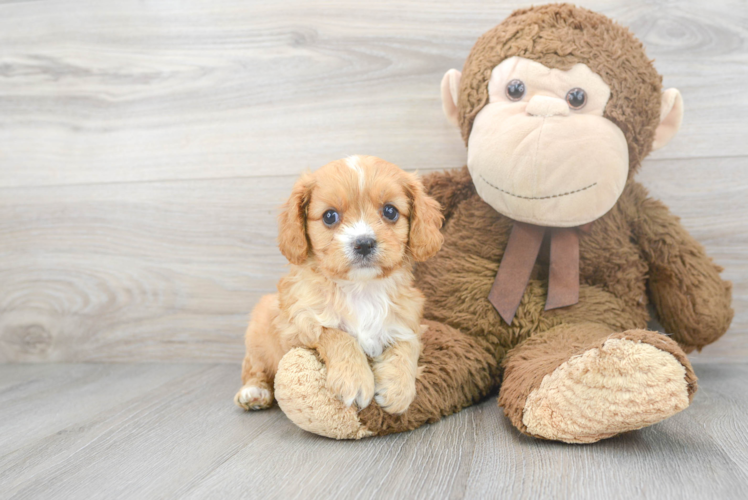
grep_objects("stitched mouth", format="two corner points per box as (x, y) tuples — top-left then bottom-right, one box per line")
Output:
(479, 174), (597, 200)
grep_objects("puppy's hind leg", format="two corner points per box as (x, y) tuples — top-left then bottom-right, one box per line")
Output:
(235, 294), (283, 411)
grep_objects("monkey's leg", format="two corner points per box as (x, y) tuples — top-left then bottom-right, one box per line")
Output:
(498, 323), (697, 443)
(274, 320), (499, 439)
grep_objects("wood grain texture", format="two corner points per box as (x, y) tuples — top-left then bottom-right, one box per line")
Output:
(0, 0), (746, 362)
(0, 0), (746, 188)
(1, 363), (747, 499)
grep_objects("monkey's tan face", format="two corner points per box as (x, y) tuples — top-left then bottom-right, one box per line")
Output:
(466, 57), (629, 227)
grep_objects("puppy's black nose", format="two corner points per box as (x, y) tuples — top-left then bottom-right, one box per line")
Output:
(353, 237), (376, 257)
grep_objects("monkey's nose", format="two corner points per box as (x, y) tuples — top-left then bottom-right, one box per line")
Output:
(526, 95), (570, 117)
(353, 237), (377, 257)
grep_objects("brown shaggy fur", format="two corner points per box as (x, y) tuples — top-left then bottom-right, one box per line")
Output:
(349, 5), (732, 438)
(356, 170), (729, 436)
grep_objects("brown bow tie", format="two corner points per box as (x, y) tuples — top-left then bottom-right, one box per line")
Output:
(488, 221), (588, 325)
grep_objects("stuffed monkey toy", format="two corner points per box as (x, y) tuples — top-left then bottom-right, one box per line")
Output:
(270, 4), (733, 443)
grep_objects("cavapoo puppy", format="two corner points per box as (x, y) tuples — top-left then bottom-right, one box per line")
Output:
(234, 155), (443, 414)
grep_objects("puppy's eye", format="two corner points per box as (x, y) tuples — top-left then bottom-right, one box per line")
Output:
(566, 88), (586, 109)
(506, 79), (525, 101)
(382, 204), (399, 222)
(322, 209), (339, 227)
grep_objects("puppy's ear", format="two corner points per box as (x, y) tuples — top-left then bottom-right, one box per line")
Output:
(278, 172), (314, 265)
(406, 174), (444, 262)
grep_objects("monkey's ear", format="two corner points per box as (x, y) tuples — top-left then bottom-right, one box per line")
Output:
(278, 173), (314, 265)
(440, 69), (461, 128)
(652, 88), (683, 151)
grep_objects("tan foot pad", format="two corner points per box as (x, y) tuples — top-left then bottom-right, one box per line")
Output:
(523, 338), (690, 443)
(274, 348), (373, 440)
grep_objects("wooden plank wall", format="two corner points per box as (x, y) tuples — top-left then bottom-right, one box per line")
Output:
(0, 0), (745, 363)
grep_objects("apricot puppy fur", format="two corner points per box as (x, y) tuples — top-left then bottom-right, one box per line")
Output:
(235, 156), (443, 414)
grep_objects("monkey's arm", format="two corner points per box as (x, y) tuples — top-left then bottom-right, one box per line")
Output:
(628, 183), (733, 353)
(420, 166), (476, 222)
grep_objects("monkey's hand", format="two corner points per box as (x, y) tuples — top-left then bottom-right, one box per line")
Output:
(631, 184), (733, 353)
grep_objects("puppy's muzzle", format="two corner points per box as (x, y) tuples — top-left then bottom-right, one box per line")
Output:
(353, 237), (376, 257)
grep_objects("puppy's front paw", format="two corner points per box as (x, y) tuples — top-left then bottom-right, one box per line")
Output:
(234, 383), (273, 411)
(325, 359), (375, 410)
(374, 367), (417, 415)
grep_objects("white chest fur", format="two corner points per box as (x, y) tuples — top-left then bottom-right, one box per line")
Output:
(334, 276), (413, 358)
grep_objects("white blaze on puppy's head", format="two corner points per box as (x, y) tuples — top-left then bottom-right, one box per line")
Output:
(345, 155), (366, 191)
(277, 155), (444, 281)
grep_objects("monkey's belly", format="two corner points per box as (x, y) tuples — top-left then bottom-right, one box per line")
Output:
(414, 193), (649, 353)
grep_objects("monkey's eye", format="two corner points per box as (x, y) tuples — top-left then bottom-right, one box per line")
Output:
(323, 209), (339, 227)
(566, 88), (587, 109)
(382, 204), (399, 222)
(506, 79), (525, 101)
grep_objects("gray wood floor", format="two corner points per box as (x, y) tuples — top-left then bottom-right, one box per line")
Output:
(1, 362), (747, 500)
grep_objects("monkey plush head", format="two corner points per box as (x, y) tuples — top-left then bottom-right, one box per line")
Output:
(441, 4), (684, 227)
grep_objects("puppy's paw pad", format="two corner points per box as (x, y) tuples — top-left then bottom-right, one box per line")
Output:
(374, 381), (416, 415)
(354, 386), (375, 410)
(234, 385), (273, 411)
(325, 364), (375, 411)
